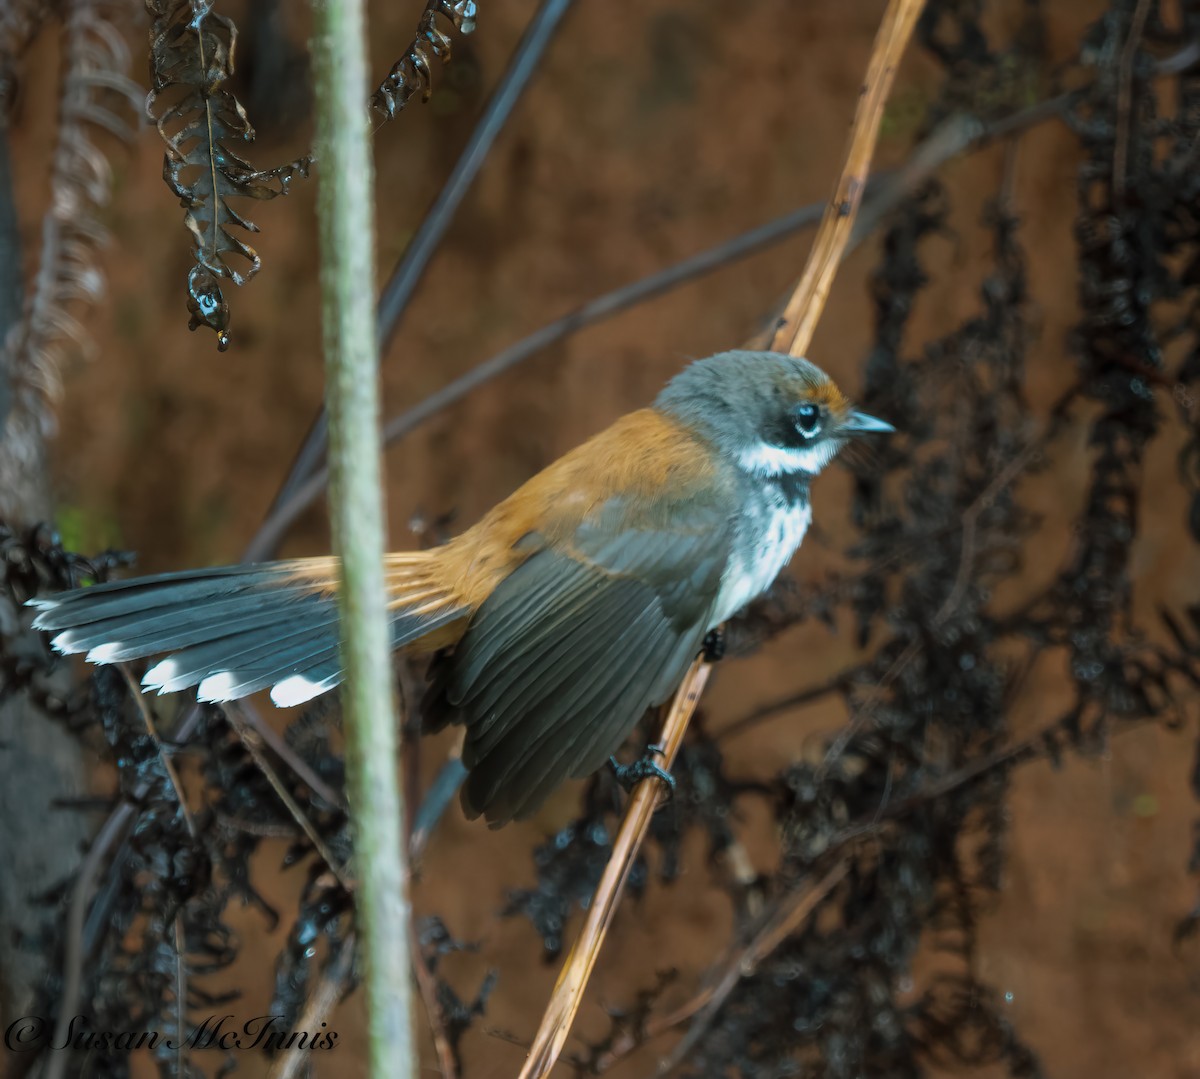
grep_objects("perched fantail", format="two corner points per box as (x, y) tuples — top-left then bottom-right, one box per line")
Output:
(30, 351), (893, 825)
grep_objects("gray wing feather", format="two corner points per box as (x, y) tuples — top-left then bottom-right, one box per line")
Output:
(461, 585), (676, 822)
(438, 497), (733, 825)
(501, 613), (689, 821)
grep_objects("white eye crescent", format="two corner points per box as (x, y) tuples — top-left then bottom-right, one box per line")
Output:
(794, 403), (821, 438)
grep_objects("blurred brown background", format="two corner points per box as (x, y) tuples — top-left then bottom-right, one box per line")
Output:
(6, 0), (1200, 1076)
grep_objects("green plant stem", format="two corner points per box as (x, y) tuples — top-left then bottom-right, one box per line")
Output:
(310, 2), (414, 1077)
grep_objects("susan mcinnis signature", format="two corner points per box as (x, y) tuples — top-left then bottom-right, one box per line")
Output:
(4, 1013), (339, 1054)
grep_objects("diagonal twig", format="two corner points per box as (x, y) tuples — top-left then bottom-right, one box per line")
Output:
(517, 2), (928, 1074)
(517, 657), (711, 1079)
(224, 703), (355, 894)
(577, 862), (852, 1074)
(264, 0), (577, 526)
(236, 699), (348, 811)
(410, 919), (460, 1079)
(656, 860), (851, 1075)
(771, 0), (927, 359)
(174, 914), (188, 1079)
(715, 666), (862, 743)
(1113, 0), (1152, 201)
(267, 932), (357, 1079)
(43, 804), (135, 1079)
(118, 664), (197, 840)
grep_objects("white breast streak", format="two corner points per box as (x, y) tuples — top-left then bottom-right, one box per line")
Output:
(712, 495), (811, 627)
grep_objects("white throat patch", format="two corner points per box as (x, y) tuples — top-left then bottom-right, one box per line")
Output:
(736, 440), (839, 477)
(712, 491), (812, 626)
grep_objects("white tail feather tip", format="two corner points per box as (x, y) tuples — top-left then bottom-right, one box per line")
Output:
(142, 657), (180, 690)
(50, 631), (81, 654)
(86, 642), (124, 664)
(197, 671), (239, 702)
(271, 674), (336, 708)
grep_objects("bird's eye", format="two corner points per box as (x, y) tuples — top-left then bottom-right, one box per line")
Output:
(794, 403), (822, 437)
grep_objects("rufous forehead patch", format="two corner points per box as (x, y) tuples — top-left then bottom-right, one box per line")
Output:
(797, 377), (850, 414)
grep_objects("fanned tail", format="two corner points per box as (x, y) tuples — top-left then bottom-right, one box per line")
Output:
(29, 554), (468, 707)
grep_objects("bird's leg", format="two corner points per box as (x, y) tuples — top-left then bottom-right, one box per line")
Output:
(608, 743), (676, 800)
(702, 625), (726, 662)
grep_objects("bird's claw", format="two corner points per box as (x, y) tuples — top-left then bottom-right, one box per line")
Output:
(608, 744), (675, 800)
(702, 626), (726, 662)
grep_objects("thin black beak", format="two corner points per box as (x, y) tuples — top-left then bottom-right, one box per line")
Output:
(842, 410), (895, 435)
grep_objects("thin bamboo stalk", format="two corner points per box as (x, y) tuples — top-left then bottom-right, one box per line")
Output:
(311, 0), (415, 1074)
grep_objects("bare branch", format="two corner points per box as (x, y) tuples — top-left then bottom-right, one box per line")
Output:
(772, 0), (928, 358)
(517, 658), (711, 1079)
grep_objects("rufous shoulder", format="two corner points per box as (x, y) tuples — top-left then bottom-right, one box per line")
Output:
(437, 408), (725, 589)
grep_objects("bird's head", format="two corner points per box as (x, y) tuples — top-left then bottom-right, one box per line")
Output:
(655, 350), (894, 479)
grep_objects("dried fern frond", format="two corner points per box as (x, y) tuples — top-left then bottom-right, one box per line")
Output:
(372, 0), (477, 120)
(146, 0), (312, 351)
(2, 0), (141, 434)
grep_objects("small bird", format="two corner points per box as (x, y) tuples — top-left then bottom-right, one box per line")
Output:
(30, 351), (892, 824)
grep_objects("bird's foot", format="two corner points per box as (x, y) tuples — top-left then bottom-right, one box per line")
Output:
(608, 744), (675, 800)
(702, 626), (726, 662)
